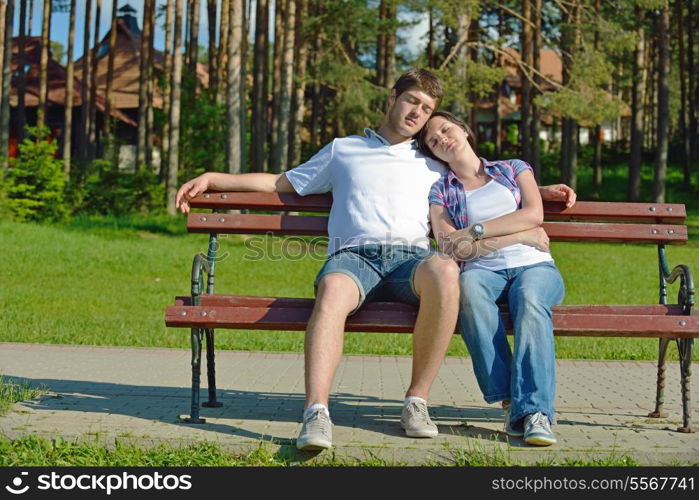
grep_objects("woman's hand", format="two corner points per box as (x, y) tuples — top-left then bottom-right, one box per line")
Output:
(441, 229), (474, 257)
(519, 227), (550, 252)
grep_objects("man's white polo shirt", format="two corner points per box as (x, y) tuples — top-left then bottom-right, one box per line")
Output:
(285, 129), (446, 255)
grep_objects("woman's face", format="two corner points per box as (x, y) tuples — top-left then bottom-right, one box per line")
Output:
(423, 116), (468, 162)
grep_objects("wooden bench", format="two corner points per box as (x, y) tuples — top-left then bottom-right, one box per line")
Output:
(165, 192), (697, 432)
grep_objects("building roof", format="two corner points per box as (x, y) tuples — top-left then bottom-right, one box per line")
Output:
(9, 37), (136, 126)
(74, 17), (209, 110)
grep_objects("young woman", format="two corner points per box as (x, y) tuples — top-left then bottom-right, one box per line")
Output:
(418, 111), (565, 446)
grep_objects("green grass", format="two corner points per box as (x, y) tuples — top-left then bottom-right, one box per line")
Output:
(1, 209), (698, 360)
(0, 376), (46, 415)
(0, 435), (653, 466)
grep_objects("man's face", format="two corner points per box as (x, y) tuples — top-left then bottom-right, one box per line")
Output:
(386, 87), (437, 139)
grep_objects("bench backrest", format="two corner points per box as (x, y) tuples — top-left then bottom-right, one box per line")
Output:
(186, 192), (688, 245)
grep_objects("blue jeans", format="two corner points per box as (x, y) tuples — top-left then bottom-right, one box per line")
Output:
(458, 261), (564, 427)
(314, 245), (433, 314)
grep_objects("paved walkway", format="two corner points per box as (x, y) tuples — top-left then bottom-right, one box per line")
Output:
(0, 343), (697, 465)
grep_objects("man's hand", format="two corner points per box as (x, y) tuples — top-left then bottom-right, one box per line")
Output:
(539, 184), (576, 208)
(175, 173), (211, 214)
(519, 227), (550, 252)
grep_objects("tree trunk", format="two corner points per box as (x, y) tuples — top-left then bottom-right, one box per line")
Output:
(146, 6), (155, 168)
(272, 0), (295, 173)
(270, 0), (285, 173)
(17, 0), (27, 144)
(0, 0), (13, 170)
(251, 0), (269, 172)
(530, 0), (542, 177)
(288, 0), (308, 168)
(520, 0), (532, 163)
(103, 0), (118, 150)
(226, 0), (243, 174)
(452, 11), (470, 116)
(427, 7), (435, 68)
(652, 8), (670, 203)
(559, 0), (579, 190)
(167, 0), (185, 215)
(383, 1), (396, 88)
(187, 0), (201, 77)
(629, 16), (645, 201)
(137, 0), (154, 169)
(27, 0), (33, 35)
(161, 0), (175, 181)
(592, 0), (602, 192)
(207, 0), (217, 92)
(688, 0), (697, 159)
(63, 0), (77, 174)
(88, 0), (102, 160)
(79, 0), (93, 166)
(38, 0), (52, 129)
(676, 0), (691, 189)
(216, 0), (230, 103)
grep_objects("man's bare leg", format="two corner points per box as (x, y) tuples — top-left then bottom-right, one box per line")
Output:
(303, 273), (361, 409)
(406, 255), (460, 399)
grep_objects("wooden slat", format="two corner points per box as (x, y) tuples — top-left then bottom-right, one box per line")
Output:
(174, 295), (686, 317)
(543, 222), (687, 243)
(188, 192), (686, 223)
(165, 305), (699, 337)
(186, 213), (687, 243)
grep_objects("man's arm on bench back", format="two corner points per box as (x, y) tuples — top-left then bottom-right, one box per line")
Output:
(176, 172), (295, 213)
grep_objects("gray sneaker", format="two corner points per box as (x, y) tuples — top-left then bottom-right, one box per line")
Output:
(503, 402), (524, 437)
(523, 411), (556, 446)
(401, 400), (438, 438)
(296, 409), (332, 451)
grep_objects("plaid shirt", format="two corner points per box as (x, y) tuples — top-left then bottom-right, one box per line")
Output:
(428, 157), (533, 231)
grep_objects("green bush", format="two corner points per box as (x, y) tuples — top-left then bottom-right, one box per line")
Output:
(479, 141), (495, 156)
(1, 126), (68, 223)
(68, 159), (165, 216)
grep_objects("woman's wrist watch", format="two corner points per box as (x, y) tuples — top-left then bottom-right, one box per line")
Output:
(469, 223), (485, 240)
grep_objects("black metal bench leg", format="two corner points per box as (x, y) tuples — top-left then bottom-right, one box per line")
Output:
(649, 338), (671, 418)
(677, 338), (695, 433)
(202, 328), (223, 408)
(181, 328), (206, 423)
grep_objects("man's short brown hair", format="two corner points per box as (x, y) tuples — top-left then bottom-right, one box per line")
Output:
(392, 69), (443, 110)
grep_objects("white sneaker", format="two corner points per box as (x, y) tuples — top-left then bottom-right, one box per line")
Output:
(400, 400), (438, 438)
(296, 409), (332, 450)
(523, 411), (556, 446)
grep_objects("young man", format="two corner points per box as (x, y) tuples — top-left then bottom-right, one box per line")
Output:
(175, 69), (576, 451)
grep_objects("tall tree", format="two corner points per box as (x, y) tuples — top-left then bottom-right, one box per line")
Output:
(226, 0), (243, 174)
(529, 0), (542, 177)
(167, 0), (185, 215)
(652, 6), (670, 203)
(676, 0), (691, 188)
(688, 0), (697, 159)
(288, 0), (308, 167)
(103, 0), (118, 148)
(559, 0), (580, 190)
(269, 0), (285, 173)
(17, 0), (28, 144)
(0, 0), (14, 169)
(146, 5), (155, 167)
(187, 0), (200, 76)
(272, 0), (295, 173)
(216, 0), (230, 103)
(520, 0), (533, 162)
(251, 0), (269, 172)
(79, 0), (93, 166)
(161, 0), (175, 180)
(88, 0), (102, 160)
(137, 0), (154, 168)
(628, 8), (645, 201)
(37, 0), (52, 129)
(591, 0), (603, 192)
(207, 0), (217, 92)
(63, 0), (77, 174)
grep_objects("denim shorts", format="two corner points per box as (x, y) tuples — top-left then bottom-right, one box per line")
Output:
(314, 244), (434, 314)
